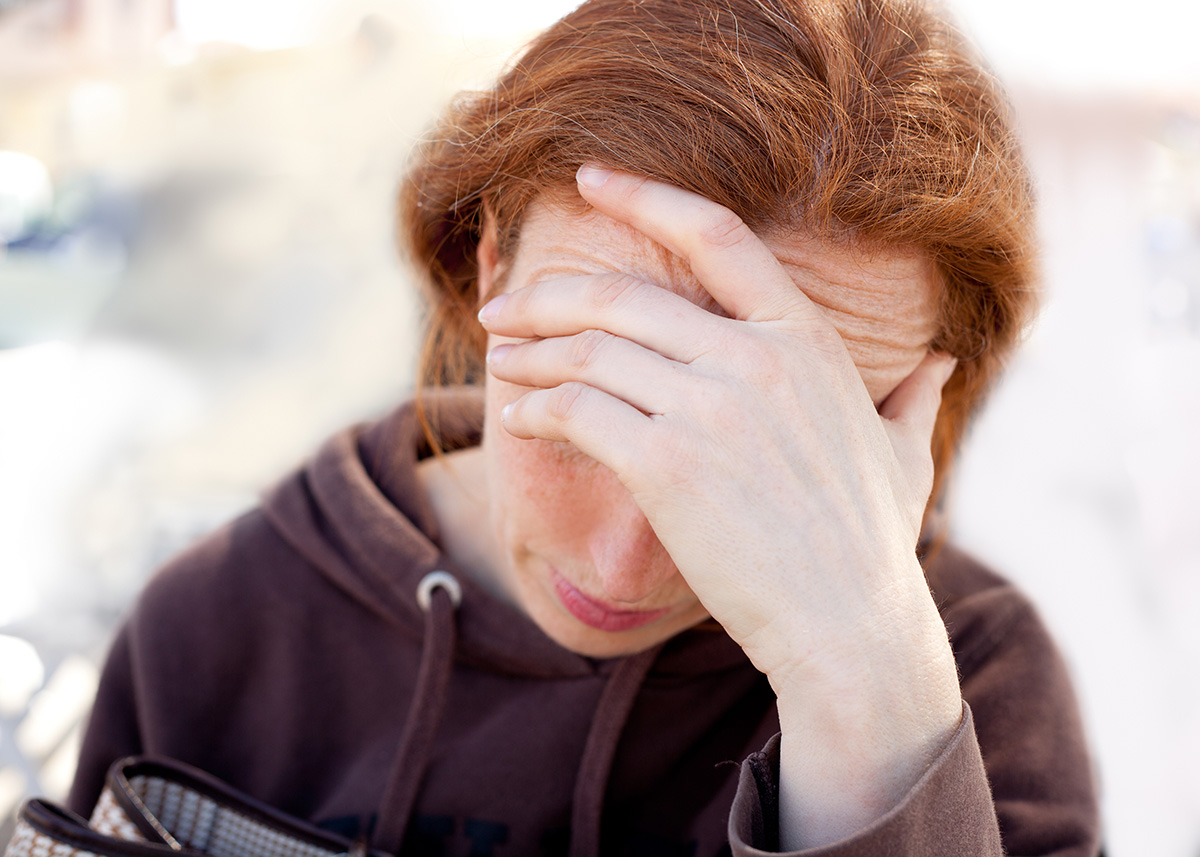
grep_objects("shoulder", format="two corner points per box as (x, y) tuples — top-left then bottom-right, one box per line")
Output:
(922, 552), (1100, 851)
(137, 507), (294, 606)
(923, 543), (1060, 681)
(126, 506), (329, 659)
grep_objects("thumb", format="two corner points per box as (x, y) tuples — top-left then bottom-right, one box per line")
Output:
(879, 352), (956, 483)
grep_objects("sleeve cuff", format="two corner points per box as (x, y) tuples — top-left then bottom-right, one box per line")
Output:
(728, 703), (1002, 856)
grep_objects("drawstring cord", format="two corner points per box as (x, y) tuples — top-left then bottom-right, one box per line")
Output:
(370, 569), (661, 857)
(372, 571), (462, 855)
(568, 643), (664, 857)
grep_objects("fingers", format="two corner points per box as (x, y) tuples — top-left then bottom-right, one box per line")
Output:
(478, 272), (725, 365)
(487, 330), (685, 416)
(878, 352), (956, 495)
(575, 165), (818, 324)
(499, 382), (650, 476)
(879, 352), (955, 428)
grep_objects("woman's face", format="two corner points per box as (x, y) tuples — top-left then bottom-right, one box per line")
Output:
(478, 198), (939, 659)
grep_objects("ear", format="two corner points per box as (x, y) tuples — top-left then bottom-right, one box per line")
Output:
(476, 207), (500, 301)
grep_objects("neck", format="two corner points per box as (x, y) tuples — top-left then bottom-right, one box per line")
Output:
(416, 447), (512, 607)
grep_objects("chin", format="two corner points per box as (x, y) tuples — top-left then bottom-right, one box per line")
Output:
(546, 624), (665, 659)
(533, 606), (696, 659)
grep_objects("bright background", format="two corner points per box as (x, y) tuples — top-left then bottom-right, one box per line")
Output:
(1, 0), (1198, 854)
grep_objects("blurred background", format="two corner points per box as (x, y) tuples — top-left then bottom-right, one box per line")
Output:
(0, 0), (1197, 854)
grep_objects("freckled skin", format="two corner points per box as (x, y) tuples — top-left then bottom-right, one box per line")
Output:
(420, 199), (940, 659)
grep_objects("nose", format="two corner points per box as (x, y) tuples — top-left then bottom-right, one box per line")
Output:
(586, 473), (678, 604)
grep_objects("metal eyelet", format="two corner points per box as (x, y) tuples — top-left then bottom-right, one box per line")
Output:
(416, 570), (463, 611)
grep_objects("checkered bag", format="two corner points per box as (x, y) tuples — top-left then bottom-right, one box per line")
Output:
(5, 758), (380, 857)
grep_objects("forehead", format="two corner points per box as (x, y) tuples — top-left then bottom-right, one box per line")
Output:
(506, 198), (940, 402)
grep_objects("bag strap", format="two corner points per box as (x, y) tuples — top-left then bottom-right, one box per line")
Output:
(4, 757), (383, 857)
(10, 799), (193, 857)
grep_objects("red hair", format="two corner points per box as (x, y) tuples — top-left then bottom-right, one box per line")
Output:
(398, 0), (1038, 517)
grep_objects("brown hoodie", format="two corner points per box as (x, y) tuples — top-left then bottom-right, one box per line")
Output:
(67, 393), (1101, 856)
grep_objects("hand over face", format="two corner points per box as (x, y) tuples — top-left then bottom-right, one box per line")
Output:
(480, 167), (954, 680)
(478, 167), (965, 846)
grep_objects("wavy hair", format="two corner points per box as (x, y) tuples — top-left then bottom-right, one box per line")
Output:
(398, 0), (1038, 515)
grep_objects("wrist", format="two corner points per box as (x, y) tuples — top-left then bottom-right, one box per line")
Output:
(775, 694), (964, 851)
(769, 586), (963, 850)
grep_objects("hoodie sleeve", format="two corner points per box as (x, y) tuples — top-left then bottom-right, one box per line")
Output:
(66, 623), (144, 816)
(65, 510), (286, 818)
(727, 588), (1101, 856)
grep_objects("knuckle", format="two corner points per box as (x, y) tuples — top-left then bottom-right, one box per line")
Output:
(589, 273), (643, 313)
(546, 382), (589, 423)
(696, 209), (751, 252)
(567, 329), (610, 373)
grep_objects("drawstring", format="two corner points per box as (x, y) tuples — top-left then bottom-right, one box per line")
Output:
(568, 643), (664, 857)
(372, 571), (462, 855)
(370, 571), (660, 857)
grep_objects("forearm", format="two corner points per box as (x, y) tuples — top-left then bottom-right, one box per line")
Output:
(772, 580), (963, 850)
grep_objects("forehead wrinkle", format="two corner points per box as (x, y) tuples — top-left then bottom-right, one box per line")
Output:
(798, 288), (938, 348)
(775, 260), (935, 304)
(841, 336), (927, 371)
(771, 245), (938, 350)
(516, 200), (937, 383)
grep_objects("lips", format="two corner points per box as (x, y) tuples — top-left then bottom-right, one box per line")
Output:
(551, 570), (670, 632)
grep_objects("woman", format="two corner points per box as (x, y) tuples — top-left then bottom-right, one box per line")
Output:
(67, 0), (1100, 854)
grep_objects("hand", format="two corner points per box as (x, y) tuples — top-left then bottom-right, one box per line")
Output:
(481, 166), (963, 846)
(482, 166), (946, 672)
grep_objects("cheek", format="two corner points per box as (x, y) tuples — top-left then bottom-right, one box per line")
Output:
(500, 438), (586, 513)
(485, 381), (600, 545)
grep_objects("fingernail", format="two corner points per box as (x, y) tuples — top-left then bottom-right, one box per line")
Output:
(576, 164), (613, 189)
(500, 402), (514, 422)
(478, 293), (508, 325)
(486, 343), (513, 365)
